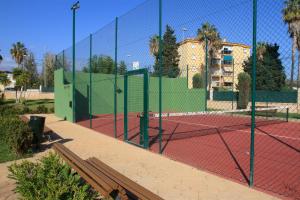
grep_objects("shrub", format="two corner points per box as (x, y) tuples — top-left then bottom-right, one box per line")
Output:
(192, 73), (204, 88)
(8, 152), (96, 200)
(49, 107), (54, 113)
(1, 116), (33, 155)
(36, 105), (48, 114)
(236, 72), (251, 109)
(0, 105), (23, 117)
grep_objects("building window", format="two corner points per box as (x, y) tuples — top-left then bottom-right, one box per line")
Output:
(223, 60), (233, 65)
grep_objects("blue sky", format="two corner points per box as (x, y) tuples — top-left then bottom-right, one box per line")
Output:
(0, 0), (144, 72)
(0, 0), (295, 79)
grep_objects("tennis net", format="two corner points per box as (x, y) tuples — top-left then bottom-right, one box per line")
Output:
(147, 106), (289, 142)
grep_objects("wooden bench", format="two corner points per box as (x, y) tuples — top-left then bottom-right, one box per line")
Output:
(53, 143), (163, 200)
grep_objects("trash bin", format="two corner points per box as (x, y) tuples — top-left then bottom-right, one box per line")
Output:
(29, 116), (45, 149)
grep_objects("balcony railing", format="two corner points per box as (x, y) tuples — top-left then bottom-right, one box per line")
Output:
(221, 50), (232, 55)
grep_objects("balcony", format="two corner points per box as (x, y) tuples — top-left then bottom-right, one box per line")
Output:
(221, 50), (232, 55)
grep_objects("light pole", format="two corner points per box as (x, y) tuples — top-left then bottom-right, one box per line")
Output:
(71, 1), (80, 123)
(182, 27), (188, 41)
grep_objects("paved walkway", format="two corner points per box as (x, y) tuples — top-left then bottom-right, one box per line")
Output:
(0, 114), (279, 200)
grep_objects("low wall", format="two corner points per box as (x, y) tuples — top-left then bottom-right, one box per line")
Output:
(4, 91), (54, 100)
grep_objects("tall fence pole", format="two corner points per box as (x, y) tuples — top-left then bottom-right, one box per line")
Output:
(205, 36), (208, 111)
(89, 34), (93, 129)
(114, 17), (119, 138)
(249, 0), (257, 187)
(187, 65), (189, 88)
(158, 0), (163, 154)
(232, 59), (235, 110)
(62, 50), (65, 69)
(72, 8), (76, 123)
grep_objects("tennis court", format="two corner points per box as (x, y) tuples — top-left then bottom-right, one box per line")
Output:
(77, 107), (300, 198)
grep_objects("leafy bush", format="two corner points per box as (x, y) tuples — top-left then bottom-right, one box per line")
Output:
(35, 105), (48, 114)
(236, 72), (251, 109)
(0, 116), (33, 155)
(193, 73), (204, 88)
(49, 107), (54, 113)
(8, 153), (96, 200)
(0, 105), (22, 117)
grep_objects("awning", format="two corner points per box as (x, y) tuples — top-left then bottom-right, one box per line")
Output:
(223, 55), (233, 61)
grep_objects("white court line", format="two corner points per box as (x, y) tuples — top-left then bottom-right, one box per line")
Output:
(162, 118), (300, 141)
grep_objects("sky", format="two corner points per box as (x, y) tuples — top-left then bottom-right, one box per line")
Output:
(0, 0), (145, 72)
(0, 0), (295, 79)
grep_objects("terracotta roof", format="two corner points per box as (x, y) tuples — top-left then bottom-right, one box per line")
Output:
(179, 38), (251, 49)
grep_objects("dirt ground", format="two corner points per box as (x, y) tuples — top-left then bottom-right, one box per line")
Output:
(0, 114), (280, 200)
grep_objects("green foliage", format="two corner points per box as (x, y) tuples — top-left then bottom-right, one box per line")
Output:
(12, 68), (30, 90)
(42, 53), (56, 88)
(23, 52), (39, 88)
(197, 22), (222, 59)
(0, 116), (33, 155)
(36, 105), (48, 114)
(0, 72), (11, 87)
(10, 42), (27, 67)
(83, 55), (115, 74)
(162, 25), (180, 78)
(192, 73), (204, 88)
(244, 43), (286, 91)
(152, 25), (180, 78)
(236, 72), (251, 109)
(118, 61), (127, 75)
(8, 152), (96, 200)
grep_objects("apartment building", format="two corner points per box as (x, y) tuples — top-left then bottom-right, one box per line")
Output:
(178, 38), (251, 90)
(0, 71), (16, 91)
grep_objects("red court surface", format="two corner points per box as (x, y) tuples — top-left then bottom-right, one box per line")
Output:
(77, 113), (300, 199)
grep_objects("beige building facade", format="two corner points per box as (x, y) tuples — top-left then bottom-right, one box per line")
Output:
(178, 38), (251, 90)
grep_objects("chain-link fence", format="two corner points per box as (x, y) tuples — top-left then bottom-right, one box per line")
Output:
(54, 0), (300, 198)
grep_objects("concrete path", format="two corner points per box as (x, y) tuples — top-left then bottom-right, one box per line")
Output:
(0, 114), (279, 200)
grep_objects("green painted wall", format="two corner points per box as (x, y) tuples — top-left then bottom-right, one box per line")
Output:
(56, 70), (205, 122)
(54, 69), (73, 121)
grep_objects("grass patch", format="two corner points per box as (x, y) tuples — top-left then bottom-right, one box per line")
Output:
(0, 139), (32, 163)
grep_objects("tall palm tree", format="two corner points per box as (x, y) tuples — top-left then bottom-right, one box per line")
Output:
(282, 0), (300, 87)
(149, 35), (160, 62)
(10, 42), (27, 68)
(197, 22), (222, 90)
(0, 54), (2, 64)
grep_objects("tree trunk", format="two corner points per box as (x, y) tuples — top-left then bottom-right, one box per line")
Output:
(290, 35), (296, 87)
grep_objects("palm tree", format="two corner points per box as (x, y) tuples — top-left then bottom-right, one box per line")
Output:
(10, 42), (27, 68)
(149, 35), (159, 61)
(197, 22), (222, 90)
(282, 0), (300, 87)
(0, 54), (2, 64)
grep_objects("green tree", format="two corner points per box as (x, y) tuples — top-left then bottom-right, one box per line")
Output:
(0, 72), (11, 95)
(197, 22), (222, 89)
(282, 0), (300, 87)
(162, 25), (180, 78)
(12, 68), (30, 102)
(244, 43), (286, 91)
(236, 72), (251, 109)
(23, 52), (39, 88)
(118, 61), (127, 75)
(83, 55), (115, 74)
(10, 42), (27, 68)
(149, 35), (160, 75)
(192, 73), (204, 88)
(0, 54), (3, 64)
(42, 53), (55, 87)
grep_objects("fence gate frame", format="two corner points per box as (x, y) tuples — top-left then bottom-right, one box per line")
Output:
(124, 68), (149, 149)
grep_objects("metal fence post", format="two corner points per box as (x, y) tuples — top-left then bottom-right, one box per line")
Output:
(158, 0), (163, 154)
(205, 36), (208, 111)
(249, 0), (257, 187)
(114, 17), (118, 138)
(89, 34), (93, 129)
